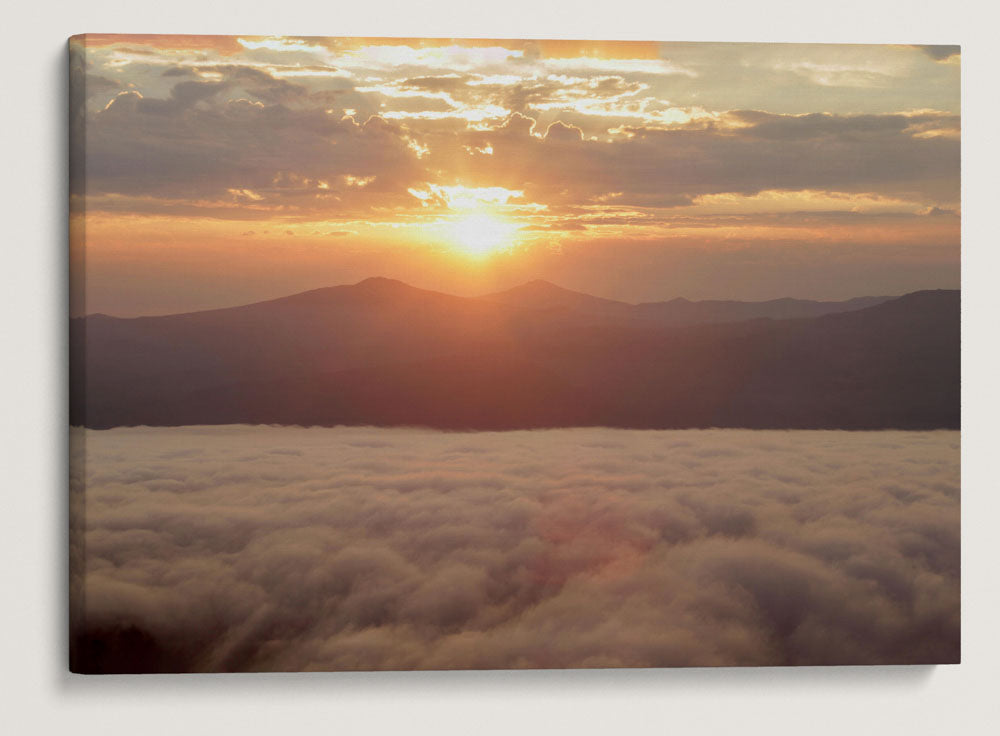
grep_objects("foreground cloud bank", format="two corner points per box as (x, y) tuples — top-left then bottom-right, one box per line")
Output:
(71, 426), (959, 672)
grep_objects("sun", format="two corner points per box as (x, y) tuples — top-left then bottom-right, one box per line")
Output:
(448, 213), (519, 257)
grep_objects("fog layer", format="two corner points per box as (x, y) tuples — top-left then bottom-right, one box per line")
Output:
(71, 426), (959, 671)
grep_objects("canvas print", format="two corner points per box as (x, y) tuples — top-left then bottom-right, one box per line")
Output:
(68, 35), (960, 673)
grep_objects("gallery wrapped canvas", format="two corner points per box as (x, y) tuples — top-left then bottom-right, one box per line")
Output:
(68, 35), (960, 673)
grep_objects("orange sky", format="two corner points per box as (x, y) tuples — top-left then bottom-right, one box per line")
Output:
(70, 36), (960, 316)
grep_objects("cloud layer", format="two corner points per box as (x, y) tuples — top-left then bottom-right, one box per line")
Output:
(71, 38), (961, 220)
(71, 426), (959, 672)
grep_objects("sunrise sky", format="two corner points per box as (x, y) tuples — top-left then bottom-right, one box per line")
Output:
(69, 36), (960, 316)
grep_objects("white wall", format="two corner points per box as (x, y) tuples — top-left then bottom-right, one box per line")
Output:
(2, 1), (997, 734)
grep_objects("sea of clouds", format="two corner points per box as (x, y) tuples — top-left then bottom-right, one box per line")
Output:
(70, 426), (959, 672)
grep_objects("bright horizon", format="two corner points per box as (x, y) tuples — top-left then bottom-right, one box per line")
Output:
(70, 36), (960, 316)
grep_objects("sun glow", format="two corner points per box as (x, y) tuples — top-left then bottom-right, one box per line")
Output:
(448, 213), (520, 256)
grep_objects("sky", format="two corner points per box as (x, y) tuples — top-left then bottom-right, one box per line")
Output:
(69, 36), (961, 316)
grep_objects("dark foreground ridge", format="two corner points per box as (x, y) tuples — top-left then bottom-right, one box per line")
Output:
(70, 280), (959, 430)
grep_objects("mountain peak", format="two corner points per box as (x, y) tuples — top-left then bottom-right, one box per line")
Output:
(353, 276), (412, 291)
(512, 279), (572, 294)
(478, 280), (633, 316)
(485, 279), (610, 300)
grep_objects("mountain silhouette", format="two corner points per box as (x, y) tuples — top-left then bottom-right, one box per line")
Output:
(478, 280), (635, 319)
(634, 294), (893, 324)
(70, 280), (959, 430)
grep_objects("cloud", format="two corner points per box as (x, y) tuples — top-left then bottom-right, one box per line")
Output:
(71, 49), (960, 222)
(77, 80), (425, 217)
(71, 426), (959, 672)
(428, 110), (960, 209)
(398, 74), (473, 93)
(914, 45), (961, 62)
(520, 221), (588, 232)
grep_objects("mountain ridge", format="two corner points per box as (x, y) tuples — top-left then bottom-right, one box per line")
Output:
(78, 277), (901, 323)
(70, 282), (960, 431)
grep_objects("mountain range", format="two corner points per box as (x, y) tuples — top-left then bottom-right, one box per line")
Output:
(70, 279), (959, 430)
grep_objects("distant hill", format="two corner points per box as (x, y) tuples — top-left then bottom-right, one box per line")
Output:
(478, 279), (636, 320)
(70, 280), (959, 430)
(634, 294), (893, 324)
(477, 281), (893, 325)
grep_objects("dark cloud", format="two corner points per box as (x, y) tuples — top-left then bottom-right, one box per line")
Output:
(71, 426), (959, 672)
(73, 58), (960, 220)
(729, 109), (934, 139)
(69, 45), (122, 199)
(407, 109), (960, 211)
(213, 65), (314, 105)
(914, 45), (961, 61)
(544, 121), (585, 142)
(926, 206), (959, 217)
(399, 75), (472, 93)
(169, 79), (228, 106)
(78, 77), (424, 216)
